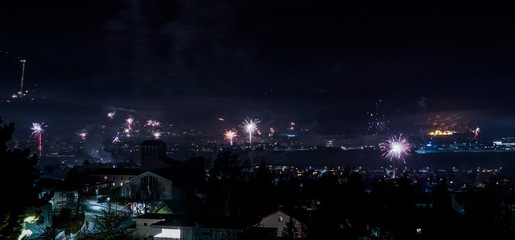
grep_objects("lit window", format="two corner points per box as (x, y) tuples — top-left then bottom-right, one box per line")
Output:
(278, 216), (283, 222)
(104, 176), (108, 180)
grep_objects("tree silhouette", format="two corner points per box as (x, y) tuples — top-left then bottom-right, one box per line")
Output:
(280, 216), (300, 240)
(0, 117), (39, 239)
(62, 167), (87, 215)
(255, 159), (276, 216)
(78, 203), (133, 240)
(206, 151), (241, 216)
(210, 151), (240, 180)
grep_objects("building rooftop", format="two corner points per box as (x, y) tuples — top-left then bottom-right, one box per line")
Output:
(81, 167), (141, 176)
(141, 140), (167, 146)
(136, 214), (259, 229)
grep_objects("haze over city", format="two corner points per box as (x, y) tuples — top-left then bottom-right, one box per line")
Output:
(2, 1), (515, 140)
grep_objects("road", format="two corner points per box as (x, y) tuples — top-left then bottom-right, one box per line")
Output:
(82, 197), (130, 232)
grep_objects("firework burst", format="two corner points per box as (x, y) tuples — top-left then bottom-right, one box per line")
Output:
(107, 111), (116, 119)
(79, 131), (87, 142)
(380, 134), (410, 178)
(224, 129), (237, 146)
(381, 134), (410, 161)
(153, 132), (161, 139)
(241, 117), (260, 144)
(31, 122), (44, 155)
(367, 99), (390, 135)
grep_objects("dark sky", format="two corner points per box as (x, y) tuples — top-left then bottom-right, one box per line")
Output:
(1, 1), (515, 138)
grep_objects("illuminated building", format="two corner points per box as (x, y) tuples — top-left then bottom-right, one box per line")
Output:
(493, 137), (515, 149)
(428, 130), (454, 136)
(326, 140), (334, 148)
(288, 122), (295, 131)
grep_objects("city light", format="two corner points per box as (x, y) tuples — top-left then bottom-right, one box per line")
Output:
(428, 130), (454, 136)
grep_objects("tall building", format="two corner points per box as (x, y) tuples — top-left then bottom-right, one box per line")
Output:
(141, 140), (169, 171)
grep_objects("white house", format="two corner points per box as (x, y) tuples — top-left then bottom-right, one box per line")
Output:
(131, 214), (168, 239)
(131, 214), (258, 240)
(260, 210), (305, 239)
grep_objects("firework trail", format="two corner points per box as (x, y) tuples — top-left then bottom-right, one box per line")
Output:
(380, 134), (410, 178)
(107, 111), (116, 119)
(224, 129), (237, 146)
(473, 127), (480, 140)
(106, 106), (136, 113)
(112, 133), (120, 143)
(31, 122), (44, 156)
(241, 117), (260, 144)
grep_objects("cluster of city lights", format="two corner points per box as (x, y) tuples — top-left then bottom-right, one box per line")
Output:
(428, 130), (454, 136)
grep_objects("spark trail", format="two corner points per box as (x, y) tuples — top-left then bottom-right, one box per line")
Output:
(31, 122), (44, 155)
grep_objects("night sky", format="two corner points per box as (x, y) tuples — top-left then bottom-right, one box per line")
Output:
(1, 1), (515, 138)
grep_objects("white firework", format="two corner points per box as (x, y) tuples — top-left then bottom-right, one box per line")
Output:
(241, 117), (260, 144)
(107, 111), (116, 119)
(380, 134), (410, 179)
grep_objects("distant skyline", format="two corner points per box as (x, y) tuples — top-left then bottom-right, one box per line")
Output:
(1, 1), (515, 138)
